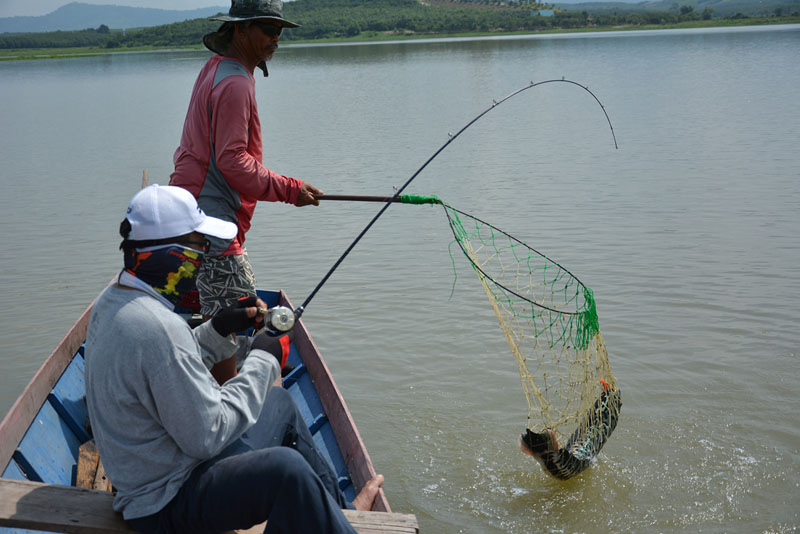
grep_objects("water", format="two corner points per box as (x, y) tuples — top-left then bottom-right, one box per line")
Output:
(2, 24), (799, 533)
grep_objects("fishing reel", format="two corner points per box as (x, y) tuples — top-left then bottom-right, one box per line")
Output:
(260, 305), (297, 336)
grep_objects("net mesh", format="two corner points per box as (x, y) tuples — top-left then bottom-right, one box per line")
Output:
(402, 194), (621, 479)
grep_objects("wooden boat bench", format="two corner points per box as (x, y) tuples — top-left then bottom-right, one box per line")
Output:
(0, 478), (420, 534)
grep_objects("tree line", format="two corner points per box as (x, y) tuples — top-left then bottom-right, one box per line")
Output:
(0, 0), (796, 50)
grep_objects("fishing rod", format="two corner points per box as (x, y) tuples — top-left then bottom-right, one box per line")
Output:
(316, 194), (438, 203)
(317, 195), (401, 202)
(263, 78), (618, 334)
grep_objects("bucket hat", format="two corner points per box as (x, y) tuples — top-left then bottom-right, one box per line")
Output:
(203, 0), (299, 75)
(210, 0), (299, 28)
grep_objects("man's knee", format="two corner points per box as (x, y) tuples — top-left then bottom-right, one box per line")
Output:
(260, 387), (301, 429)
(240, 388), (303, 450)
(258, 447), (317, 486)
(266, 384), (293, 407)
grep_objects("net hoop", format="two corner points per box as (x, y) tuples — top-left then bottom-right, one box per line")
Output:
(441, 201), (600, 351)
(443, 203), (587, 315)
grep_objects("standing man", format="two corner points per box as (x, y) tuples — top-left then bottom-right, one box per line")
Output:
(170, 0), (322, 383)
(85, 184), (383, 533)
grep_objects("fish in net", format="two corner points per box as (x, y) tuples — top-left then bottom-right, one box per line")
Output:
(406, 194), (622, 479)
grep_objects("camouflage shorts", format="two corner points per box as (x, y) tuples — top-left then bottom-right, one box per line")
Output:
(196, 251), (257, 316)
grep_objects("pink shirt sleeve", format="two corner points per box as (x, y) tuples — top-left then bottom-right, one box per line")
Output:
(210, 77), (303, 205)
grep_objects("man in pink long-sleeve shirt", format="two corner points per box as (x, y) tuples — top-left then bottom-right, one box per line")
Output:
(170, 0), (322, 383)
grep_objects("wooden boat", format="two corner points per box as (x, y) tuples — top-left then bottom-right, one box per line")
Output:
(0, 288), (417, 533)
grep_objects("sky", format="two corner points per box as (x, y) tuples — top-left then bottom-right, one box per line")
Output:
(0, 1), (225, 18)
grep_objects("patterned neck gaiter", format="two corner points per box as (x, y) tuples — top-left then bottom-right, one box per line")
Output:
(123, 244), (204, 306)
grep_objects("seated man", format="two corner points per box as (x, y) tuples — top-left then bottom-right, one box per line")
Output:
(85, 184), (383, 533)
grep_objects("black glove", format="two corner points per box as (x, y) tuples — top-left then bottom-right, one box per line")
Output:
(251, 330), (295, 371)
(211, 296), (262, 337)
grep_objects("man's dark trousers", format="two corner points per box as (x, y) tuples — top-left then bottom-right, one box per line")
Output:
(128, 387), (356, 533)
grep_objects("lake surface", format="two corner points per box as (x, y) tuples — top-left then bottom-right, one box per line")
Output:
(1, 24), (799, 533)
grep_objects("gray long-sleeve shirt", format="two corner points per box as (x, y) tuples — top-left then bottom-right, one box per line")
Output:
(84, 277), (279, 519)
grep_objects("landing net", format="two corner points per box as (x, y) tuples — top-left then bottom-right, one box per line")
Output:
(406, 195), (622, 479)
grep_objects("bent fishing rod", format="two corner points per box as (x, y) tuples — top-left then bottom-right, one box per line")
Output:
(263, 78), (618, 334)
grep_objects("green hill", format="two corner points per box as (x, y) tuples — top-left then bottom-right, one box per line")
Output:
(552, 0), (798, 17)
(0, 0), (796, 51)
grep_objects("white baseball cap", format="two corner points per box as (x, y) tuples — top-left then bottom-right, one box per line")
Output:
(125, 184), (237, 241)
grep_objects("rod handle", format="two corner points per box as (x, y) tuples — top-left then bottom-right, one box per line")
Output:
(317, 195), (398, 202)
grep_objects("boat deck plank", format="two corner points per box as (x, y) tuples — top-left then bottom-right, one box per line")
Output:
(49, 352), (91, 444)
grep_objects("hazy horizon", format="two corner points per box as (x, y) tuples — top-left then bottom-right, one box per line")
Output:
(0, 1), (225, 19)
(0, 0), (641, 20)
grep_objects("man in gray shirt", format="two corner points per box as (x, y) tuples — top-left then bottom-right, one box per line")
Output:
(85, 184), (383, 533)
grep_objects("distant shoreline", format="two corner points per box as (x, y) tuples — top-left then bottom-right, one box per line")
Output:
(1, 18), (798, 61)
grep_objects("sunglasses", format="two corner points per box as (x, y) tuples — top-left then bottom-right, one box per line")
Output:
(252, 21), (282, 38)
